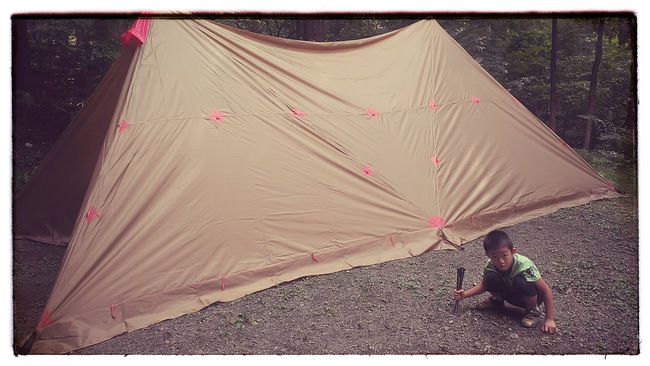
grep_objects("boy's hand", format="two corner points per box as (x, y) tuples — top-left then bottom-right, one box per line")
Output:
(452, 289), (465, 301)
(543, 319), (556, 334)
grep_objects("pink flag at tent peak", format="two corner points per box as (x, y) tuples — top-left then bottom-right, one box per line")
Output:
(121, 18), (151, 47)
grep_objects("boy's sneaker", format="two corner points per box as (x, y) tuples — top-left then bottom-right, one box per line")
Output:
(475, 296), (504, 310)
(521, 306), (542, 328)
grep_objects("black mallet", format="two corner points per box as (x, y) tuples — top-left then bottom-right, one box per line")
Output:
(454, 267), (465, 314)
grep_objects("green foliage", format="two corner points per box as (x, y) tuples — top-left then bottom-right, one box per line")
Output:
(230, 312), (261, 329)
(574, 148), (636, 195)
(397, 279), (421, 289)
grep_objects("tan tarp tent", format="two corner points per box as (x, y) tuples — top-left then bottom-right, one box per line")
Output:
(15, 18), (620, 353)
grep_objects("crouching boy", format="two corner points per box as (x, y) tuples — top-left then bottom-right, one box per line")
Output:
(452, 229), (556, 334)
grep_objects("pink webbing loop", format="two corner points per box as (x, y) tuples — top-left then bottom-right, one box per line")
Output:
(427, 215), (447, 228)
(291, 108), (305, 118)
(209, 110), (225, 124)
(362, 165), (373, 175)
(36, 310), (52, 330)
(85, 206), (99, 223)
(117, 120), (130, 134)
(311, 253), (319, 262)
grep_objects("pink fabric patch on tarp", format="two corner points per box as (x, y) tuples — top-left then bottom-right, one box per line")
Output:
(428, 100), (438, 109)
(366, 108), (379, 118)
(85, 206), (99, 223)
(121, 18), (151, 47)
(471, 96), (481, 104)
(427, 215), (447, 228)
(291, 108), (305, 118)
(117, 120), (130, 134)
(431, 156), (440, 166)
(36, 310), (52, 330)
(209, 110), (225, 124)
(311, 253), (319, 262)
(362, 165), (373, 175)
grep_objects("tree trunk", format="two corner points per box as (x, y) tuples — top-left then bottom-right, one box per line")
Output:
(623, 17), (637, 130)
(13, 19), (35, 96)
(582, 19), (605, 150)
(549, 18), (558, 132)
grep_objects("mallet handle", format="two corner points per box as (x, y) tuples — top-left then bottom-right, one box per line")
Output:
(454, 267), (465, 314)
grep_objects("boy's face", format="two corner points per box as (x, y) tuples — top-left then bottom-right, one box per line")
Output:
(485, 245), (516, 272)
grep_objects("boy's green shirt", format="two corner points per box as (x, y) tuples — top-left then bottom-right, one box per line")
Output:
(483, 253), (541, 287)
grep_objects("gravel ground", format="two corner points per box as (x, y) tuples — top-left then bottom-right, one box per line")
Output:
(12, 196), (639, 359)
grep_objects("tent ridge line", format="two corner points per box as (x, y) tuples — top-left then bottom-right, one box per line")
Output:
(118, 97), (514, 126)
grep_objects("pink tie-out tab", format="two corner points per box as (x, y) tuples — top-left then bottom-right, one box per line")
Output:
(209, 110), (225, 124)
(311, 253), (319, 262)
(117, 120), (130, 134)
(427, 215), (447, 228)
(291, 108), (305, 118)
(471, 96), (481, 104)
(36, 310), (52, 330)
(362, 165), (373, 175)
(429, 100), (439, 110)
(366, 108), (379, 118)
(110, 304), (117, 319)
(85, 206), (99, 223)
(431, 156), (440, 166)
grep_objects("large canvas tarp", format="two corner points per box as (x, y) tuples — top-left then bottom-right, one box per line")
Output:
(14, 18), (620, 353)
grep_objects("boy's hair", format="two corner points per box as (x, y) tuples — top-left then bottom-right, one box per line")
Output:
(483, 230), (514, 252)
